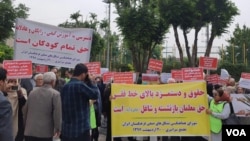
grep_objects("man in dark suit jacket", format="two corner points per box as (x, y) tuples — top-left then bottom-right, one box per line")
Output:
(0, 68), (14, 141)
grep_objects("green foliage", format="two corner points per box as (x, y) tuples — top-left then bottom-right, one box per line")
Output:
(152, 45), (163, 60)
(0, 0), (29, 42)
(223, 24), (250, 67)
(112, 0), (169, 73)
(14, 3), (30, 19)
(217, 61), (247, 81)
(0, 0), (16, 42)
(118, 63), (134, 72)
(209, 0), (239, 36)
(90, 32), (105, 61)
(58, 12), (106, 63)
(159, 0), (238, 66)
(162, 56), (189, 72)
(0, 43), (13, 62)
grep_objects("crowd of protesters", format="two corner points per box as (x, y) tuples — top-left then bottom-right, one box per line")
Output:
(0, 62), (250, 141)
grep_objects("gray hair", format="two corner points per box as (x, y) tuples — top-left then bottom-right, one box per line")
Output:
(43, 72), (56, 84)
(34, 73), (43, 80)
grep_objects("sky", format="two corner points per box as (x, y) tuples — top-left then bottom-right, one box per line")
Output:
(13, 0), (250, 57)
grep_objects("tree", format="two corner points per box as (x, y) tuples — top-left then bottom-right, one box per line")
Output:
(0, 0), (30, 42)
(14, 3), (30, 19)
(159, 0), (238, 67)
(162, 56), (182, 72)
(159, 0), (213, 67)
(112, 0), (169, 73)
(0, 0), (16, 42)
(0, 43), (13, 62)
(223, 24), (250, 67)
(70, 11), (82, 27)
(59, 12), (106, 64)
(204, 0), (238, 57)
(159, 0), (197, 67)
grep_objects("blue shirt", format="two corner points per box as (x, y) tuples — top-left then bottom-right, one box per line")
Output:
(61, 78), (98, 138)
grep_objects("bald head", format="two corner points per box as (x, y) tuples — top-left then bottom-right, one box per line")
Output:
(229, 78), (235, 86)
(167, 78), (176, 84)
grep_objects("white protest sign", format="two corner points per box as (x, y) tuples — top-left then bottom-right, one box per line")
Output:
(14, 18), (93, 68)
(160, 73), (171, 84)
(239, 78), (250, 89)
(220, 69), (230, 80)
(231, 94), (250, 117)
(101, 68), (109, 75)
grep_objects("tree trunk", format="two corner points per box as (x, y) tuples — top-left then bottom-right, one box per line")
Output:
(146, 43), (157, 72)
(183, 30), (192, 66)
(131, 45), (140, 72)
(173, 25), (184, 67)
(142, 49), (148, 73)
(205, 33), (215, 57)
(192, 28), (200, 67)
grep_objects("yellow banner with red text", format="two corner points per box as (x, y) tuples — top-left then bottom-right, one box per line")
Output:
(111, 81), (210, 137)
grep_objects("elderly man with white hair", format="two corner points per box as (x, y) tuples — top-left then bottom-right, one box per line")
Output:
(34, 73), (44, 87)
(23, 72), (61, 141)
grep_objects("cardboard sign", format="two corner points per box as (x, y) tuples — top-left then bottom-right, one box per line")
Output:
(241, 72), (250, 80)
(182, 67), (204, 81)
(141, 73), (159, 85)
(142, 73), (159, 81)
(3, 60), (33, 79)
(206, 74), (219, 85)
(171, 69), (183, 81)
(85, 62), (101, 75)
(102, 72), (114, 84)
(148, 58), (163, 72)
(113, 72), (134, 84)
(199, 57), (218, 70)
(35, 65), (48, 73)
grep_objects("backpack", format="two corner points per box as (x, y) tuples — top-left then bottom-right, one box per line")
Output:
(222, 102), (240, 125)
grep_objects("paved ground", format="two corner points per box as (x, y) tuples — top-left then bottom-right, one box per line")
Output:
(99, 134), (106, 141)
(98, 127), (131, 141)
(99, 134), (131, 141)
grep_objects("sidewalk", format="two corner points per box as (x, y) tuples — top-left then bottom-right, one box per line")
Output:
(99, 127), (130, 141)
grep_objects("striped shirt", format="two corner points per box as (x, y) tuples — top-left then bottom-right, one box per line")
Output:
(61, 78), (98, 138)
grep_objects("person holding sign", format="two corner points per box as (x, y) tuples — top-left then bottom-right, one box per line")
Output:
(206, 87), (230, 141)
(6, 78), (27, 141)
